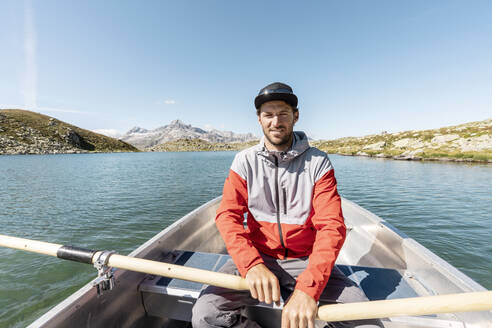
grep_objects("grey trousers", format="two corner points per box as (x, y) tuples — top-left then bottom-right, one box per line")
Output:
(191, 253), (382, 328)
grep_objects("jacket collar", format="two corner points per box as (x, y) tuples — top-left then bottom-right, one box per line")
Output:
(256, 131), (310, 162)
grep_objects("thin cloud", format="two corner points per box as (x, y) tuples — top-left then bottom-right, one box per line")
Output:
(156, 99), (177, 105)
(92, 129), (122, 138)
(22, 0), (37, 110)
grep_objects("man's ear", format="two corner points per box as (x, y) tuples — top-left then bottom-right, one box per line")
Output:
(294, 110), (299, 123)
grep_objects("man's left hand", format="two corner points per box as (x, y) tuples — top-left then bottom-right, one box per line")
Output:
(281, 289), (317, 328)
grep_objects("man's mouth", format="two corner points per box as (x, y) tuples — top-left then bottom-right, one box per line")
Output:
(270, 131), (284, 137)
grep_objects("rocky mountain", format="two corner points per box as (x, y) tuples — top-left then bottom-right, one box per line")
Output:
(312, 118), (491, 163)
(0, 109), (138, 155)
(120, 119), (257, 150)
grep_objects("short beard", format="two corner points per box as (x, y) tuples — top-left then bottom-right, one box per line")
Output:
(264, 130), (293, 148)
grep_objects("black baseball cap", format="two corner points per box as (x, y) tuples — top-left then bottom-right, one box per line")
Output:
(254, 82), (298, 110)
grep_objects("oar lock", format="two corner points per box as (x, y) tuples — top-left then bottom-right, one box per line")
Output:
(55, 245), (116, 295)
(92, 250), (116, 295)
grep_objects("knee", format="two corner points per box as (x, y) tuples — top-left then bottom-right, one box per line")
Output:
(191, 296), (210, 327)
(192, 294), (239, 328)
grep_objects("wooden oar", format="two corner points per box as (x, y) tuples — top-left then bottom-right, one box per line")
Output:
(1, 234), (491, 322)
(0, 234), (249, 290)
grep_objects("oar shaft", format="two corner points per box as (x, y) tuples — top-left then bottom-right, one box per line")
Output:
(105, 253), (249, 290)
(317, 290), (492, 322)
(0, 234), (249, 291)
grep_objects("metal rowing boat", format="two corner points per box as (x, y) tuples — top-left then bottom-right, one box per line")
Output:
(27, 197), (492, 328)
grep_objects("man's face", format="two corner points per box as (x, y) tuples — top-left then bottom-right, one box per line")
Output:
(258, 100), (299, 149)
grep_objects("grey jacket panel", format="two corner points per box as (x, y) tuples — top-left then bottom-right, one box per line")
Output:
(230, 131), (334, 226)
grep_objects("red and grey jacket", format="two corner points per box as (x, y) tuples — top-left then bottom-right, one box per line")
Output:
(216, 131), (346, 301)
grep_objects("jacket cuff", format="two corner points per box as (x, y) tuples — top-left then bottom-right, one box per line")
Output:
(294, 275), (327, 301)
(237, 256), (264, 278)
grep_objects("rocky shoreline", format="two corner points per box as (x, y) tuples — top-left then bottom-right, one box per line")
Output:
(312, 119), (491, 164)
(1, 121), (90, 155)
(0, 110), (138, 155)
(333, 151), (492, 163)
(147, 137), (258, 152)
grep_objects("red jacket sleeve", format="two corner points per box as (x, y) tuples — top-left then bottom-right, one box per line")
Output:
(215, 169), (264, 277)
(294, 169), (346, 301)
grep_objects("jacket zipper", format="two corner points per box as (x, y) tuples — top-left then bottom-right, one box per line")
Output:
(283, 188), (287, 215)
(274, 156), (288, 258)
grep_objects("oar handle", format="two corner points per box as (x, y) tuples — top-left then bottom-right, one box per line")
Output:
(317, 290), (492, 322)
(1, 234), (492, 322)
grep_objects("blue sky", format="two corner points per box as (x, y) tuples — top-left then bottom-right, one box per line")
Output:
(1, 1), (491, 139)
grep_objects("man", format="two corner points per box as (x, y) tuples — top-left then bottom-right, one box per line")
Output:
(192, 82), (380, 328)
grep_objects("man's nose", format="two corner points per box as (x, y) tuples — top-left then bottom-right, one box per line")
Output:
(271, 115), (281, 126)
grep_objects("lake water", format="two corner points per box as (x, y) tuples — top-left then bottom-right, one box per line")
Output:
(0, 152), (490, 327)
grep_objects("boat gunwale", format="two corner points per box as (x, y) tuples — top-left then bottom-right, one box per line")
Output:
(341, 198), (487, 293)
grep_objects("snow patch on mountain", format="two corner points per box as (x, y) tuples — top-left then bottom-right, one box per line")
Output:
(120, 119), (257, 149)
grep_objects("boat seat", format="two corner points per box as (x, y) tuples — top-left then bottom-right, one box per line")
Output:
(138, 251), (417, 325)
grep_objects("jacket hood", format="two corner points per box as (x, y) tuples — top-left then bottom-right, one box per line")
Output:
(257, 131), (310, 162)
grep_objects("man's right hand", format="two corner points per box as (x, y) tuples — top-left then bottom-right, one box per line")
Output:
(245, 263), (280, 305)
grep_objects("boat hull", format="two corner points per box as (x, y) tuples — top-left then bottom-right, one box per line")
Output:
(28, 197), (491, 328)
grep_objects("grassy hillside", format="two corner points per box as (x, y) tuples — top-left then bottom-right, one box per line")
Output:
(312, 119), (491, 163)
(148, 138), (259, 152)
(0, 109), (138, 155)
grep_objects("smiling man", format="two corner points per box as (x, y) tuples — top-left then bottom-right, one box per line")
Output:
(192, 83), (380, 328)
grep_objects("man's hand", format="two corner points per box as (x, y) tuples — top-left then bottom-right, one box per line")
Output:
(245, 263), (280, 305)
(281, 289), (317, 328)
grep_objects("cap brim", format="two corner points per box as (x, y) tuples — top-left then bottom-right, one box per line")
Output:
(254, 93), (298, 109)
